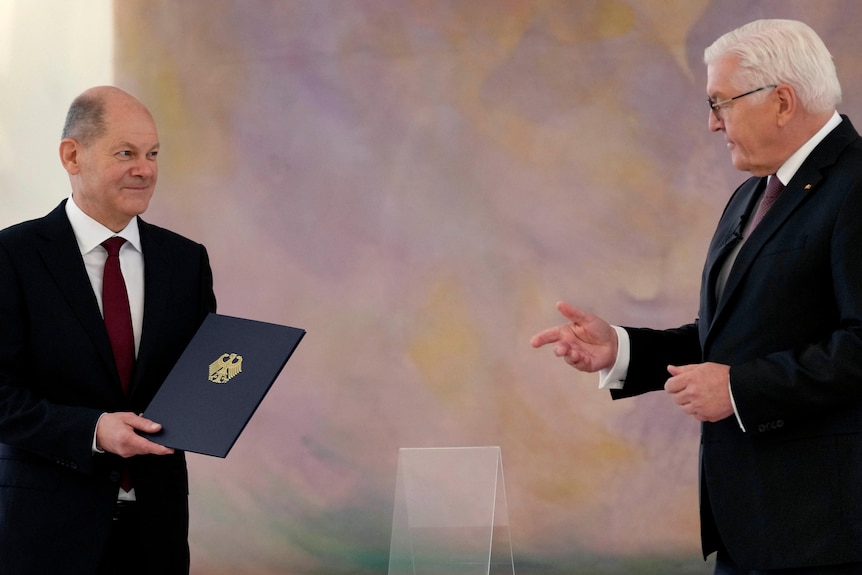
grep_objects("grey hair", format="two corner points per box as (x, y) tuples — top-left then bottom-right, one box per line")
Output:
(61, 92), (107, 144)
(704, 19), (841, 113)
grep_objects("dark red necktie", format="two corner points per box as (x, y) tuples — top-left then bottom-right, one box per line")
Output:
(102, 237), (135, 394)
(749, 175), (785, 231)
(101, 237), (135, 492)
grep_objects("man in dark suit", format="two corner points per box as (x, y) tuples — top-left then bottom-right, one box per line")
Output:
(0, 86), (216, 574)
(531, 19), (862, 574)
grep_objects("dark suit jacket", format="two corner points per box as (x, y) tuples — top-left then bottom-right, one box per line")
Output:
(0, 200), (216, 574)
(611, 116), (862, 571)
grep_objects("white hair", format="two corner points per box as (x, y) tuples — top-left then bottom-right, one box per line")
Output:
(704, 19), (841, 113)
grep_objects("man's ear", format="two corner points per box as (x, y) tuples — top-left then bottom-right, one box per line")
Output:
(59, 138), (82, 175)
(774, 84), (796, 127)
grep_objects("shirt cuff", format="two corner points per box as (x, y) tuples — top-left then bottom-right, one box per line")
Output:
(92, 412), (106, 454)
(599, 326), (630, 390)
(728, 375), (746, 432)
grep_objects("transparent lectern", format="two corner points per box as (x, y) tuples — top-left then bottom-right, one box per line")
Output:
(388, 446), (515, 575)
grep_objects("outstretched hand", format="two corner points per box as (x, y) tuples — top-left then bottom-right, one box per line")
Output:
(530, 301), (618, 373)
(96, 412), (174, 458)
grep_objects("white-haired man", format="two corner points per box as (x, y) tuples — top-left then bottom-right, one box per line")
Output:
(533, 19), (862, 574)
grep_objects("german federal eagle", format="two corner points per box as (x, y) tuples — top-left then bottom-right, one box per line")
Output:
(208, 353), (243, 383)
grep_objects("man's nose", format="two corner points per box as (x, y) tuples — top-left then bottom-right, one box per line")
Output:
(709, 110), (724, 132)
(131, 157), (155, 177)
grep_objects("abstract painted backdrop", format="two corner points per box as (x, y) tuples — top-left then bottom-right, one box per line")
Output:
(7, 1), (862, 573)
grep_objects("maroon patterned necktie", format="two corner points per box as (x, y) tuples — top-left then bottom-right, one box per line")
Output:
(101, 237), (135, 394)
(101, 237), (135, 492)
(749, 175), (785, 231)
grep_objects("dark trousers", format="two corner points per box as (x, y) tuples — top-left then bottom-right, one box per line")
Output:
(715, 549), (862, 575)
(98, 501), (147, 575)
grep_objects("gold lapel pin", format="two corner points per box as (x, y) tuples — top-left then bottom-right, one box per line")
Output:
(804, 184), (812, 190)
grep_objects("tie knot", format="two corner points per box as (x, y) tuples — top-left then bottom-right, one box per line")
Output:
(748, 175), (785, 232)
(765, 175), (784, 199)
(101, 237), (126, 257)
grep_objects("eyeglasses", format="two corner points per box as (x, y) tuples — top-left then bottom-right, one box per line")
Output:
(708, 84), (777, 122)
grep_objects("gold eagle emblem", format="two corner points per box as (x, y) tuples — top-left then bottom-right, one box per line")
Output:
(208, 353), (243, 384)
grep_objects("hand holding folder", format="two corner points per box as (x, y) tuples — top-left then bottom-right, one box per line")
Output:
(144, 313), (305, 457)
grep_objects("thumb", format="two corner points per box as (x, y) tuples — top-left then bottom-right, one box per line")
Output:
(130, 414), (162, 433)
(556, 301), (586, 323)
(667, 364), (696, 376)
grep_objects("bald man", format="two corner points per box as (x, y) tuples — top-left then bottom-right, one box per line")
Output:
(0, 86), (216, 574)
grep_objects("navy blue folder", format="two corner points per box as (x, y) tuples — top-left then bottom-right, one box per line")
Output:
(144, 313), (305, 457)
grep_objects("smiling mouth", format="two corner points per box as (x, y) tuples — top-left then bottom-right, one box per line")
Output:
(122, 183), (152, 191)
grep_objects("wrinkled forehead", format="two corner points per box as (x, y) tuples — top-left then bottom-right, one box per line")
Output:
(102, 100), (159, 147)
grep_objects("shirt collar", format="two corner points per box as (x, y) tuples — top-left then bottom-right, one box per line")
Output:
(775, 110), (842, 185)
(65, 196), (142, 255)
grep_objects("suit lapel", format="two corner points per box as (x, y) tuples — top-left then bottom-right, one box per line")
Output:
(130, 218), (172, 399)
(36, 202), (120, 387)
(700, 178), (761, 331)
(715, 175), (820, 321)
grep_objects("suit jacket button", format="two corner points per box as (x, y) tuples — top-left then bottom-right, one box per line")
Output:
(109, 471), (121, 483)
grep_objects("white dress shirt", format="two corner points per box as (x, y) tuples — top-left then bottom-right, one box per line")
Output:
(65, 197), (145, 351)
(65, 196), (144, 498)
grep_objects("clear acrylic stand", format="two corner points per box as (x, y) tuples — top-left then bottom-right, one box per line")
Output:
(388, 446), (515, 575)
